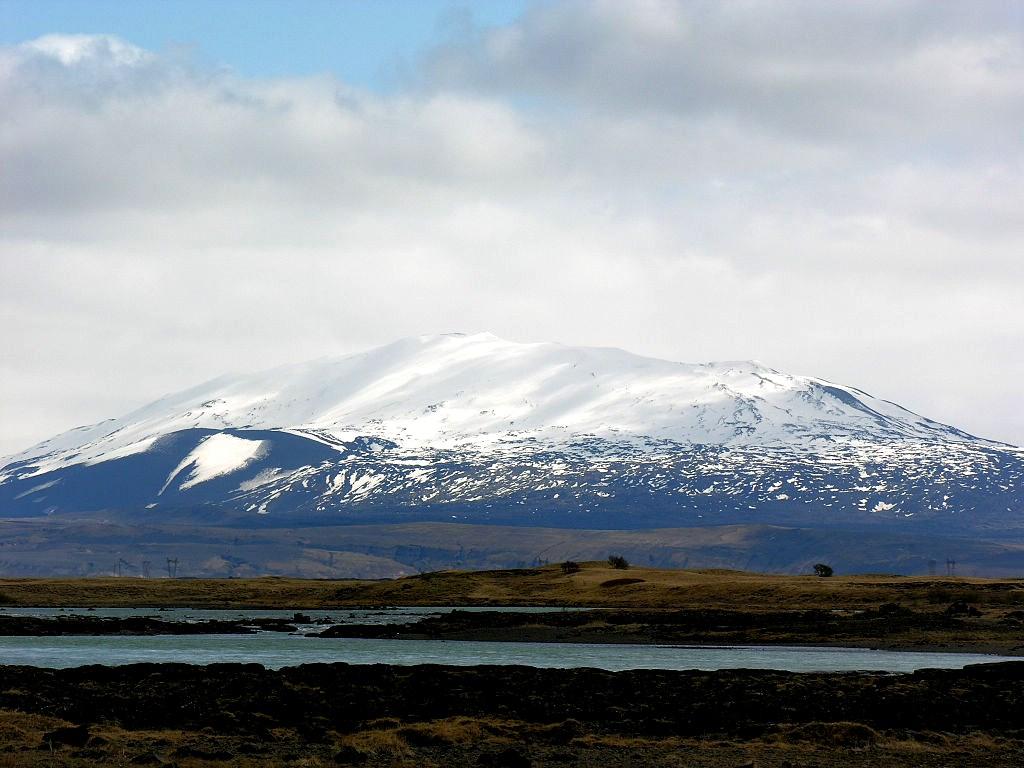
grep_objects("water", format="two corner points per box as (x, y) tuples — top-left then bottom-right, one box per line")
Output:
(0, 632), (1015, 672)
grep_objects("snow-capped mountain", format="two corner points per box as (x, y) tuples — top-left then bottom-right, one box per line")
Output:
(1, 333), (1021, 532)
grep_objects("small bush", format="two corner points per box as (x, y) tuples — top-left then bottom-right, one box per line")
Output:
(813, 563), (834, 577)
(607, 554), (629, 570)
(560, 561), (581, 575)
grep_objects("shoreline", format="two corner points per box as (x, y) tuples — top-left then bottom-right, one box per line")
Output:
(312, 605), (1024, 656)
(1, 607), (1023, 655)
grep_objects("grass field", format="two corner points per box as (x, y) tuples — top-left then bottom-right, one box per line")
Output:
(2, 561), (1023, 610)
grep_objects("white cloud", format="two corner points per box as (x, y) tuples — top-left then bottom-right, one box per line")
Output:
(21, 33), (153, 67)
(2, 3), (1023, 455)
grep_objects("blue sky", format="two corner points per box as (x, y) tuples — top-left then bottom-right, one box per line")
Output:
(0, 0), (532, 88)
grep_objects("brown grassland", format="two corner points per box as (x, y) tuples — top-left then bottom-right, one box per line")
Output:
(2, 561), (1023, 610)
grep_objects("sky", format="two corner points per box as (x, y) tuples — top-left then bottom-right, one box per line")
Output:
(1, 0), (1023, 455)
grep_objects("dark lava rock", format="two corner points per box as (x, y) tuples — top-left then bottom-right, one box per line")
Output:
(314, 604), (966, 643)
(946, 601), (983, 617)
(0, 615), (254, 636)
(333, 745), (368, 764)
(538, 719), (583, 744)
(172, 745), (233, 760)
(41, 724), (90, 748)
(4, 660), (1024, 744)
(479, 746), (532, 767)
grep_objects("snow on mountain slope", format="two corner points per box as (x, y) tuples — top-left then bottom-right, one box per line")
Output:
(160, 433), (268, 493)
(3, 332), (995, 476)
(1, 333), (1020, 531)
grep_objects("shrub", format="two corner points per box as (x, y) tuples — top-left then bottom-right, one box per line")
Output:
(560, 561), (581, 575)
(813, 563), (834, 577)
(607, 554), (629, 570)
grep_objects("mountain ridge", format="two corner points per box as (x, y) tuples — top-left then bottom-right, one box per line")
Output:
(4, 332), (1006, 473)
(1, 333), (1020, 548)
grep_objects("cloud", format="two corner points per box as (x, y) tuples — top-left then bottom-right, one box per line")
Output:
(426, 0), (1024, 147)
(1, 1), (1023, 455)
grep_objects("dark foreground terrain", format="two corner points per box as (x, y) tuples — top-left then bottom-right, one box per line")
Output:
(1, 661), (1023, 767)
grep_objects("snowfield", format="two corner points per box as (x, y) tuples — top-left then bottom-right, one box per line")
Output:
(1, 333), (1020, 530)
(5, 333), (998, 471)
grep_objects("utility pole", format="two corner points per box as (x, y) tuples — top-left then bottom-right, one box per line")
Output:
(141, 561), (151, 579)
(166, 558), (178, 578)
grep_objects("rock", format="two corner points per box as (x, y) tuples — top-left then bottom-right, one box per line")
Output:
(4, 660), (1024, 747)
(172, 745), (233, 760)
(333, 745), (368, 764)
(42, 724), (90, 748)
(479, 746), (531, 768)
(539, 719), (583, 744)
(946, 602), (983, 617)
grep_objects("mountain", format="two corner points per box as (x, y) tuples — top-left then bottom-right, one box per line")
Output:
(1, 333), (1022, 576)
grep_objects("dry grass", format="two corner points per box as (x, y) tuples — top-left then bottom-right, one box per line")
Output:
(0, 709), (1021, 767)
(342, 727), (412, 759)
(1, 561), (1023, 611)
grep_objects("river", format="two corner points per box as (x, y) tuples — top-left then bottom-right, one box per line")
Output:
(0, 632), (1015, 672)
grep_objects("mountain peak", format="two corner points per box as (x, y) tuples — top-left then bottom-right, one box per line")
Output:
(4, 334), (1002, 480)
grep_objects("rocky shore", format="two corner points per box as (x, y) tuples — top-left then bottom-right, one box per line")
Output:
(0, 661), (1022, 766)
(3, 601), (1022, 655)
(315, 604), (1024, 655)
(0, 614), (317, 635)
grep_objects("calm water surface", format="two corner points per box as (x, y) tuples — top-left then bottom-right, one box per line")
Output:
(0, 633), (1015, 673)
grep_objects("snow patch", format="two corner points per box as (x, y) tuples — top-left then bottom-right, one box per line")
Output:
(237, 467), (289, 492)
(161, 434), (267, 493)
